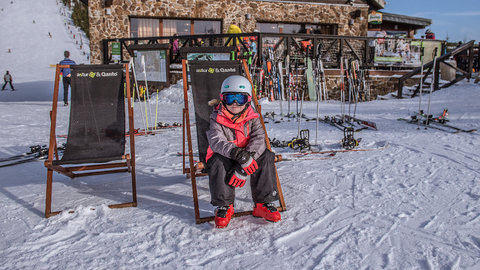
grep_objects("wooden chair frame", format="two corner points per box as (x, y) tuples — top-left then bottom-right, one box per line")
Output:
(181, 59), (287, 224)
(44, 64), (137, 218)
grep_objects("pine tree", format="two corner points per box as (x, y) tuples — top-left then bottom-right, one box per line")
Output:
(71, 0), (89, 38)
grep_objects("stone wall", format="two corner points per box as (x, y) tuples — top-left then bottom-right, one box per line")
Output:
(88, 0), (369, 63)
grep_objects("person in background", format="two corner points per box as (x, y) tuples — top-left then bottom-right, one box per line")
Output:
(2, 71), (15, 91)
(249, 37), (257, 56)
(425, 29), (435, 40)
(206, 75), (281, 229)
(172, 34), (179, 55)
(196, 37), (204, 47)
(59, 50), (76, 106)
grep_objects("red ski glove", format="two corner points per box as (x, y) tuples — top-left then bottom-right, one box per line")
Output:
(228, 170), (247, 188)
(241, 156), (258, 175)
(231, 148), (258, 175)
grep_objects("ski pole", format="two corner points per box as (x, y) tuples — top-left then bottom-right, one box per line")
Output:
(277, 66), (283, 116)
(417, 43), (425, 129)
(426, 47), (438, 126)
(154, 88), (159, 132)
(141, 55), (153, 131)
(285, 56), (291, 118)
(315, 75), (320, 146)
(340, 56), (346, 121)
(295, 59), (299, 121)
(279, 63), (284, 118)
(345, 58), (352, 117)
(314, 58), (321, 102)
(129, 58), (148, 135)
(297, 86), (305, 138)
(352, 61), (360, 117)
(132, 82), (135, 107)
(319, 59), (328, 101)
(142, 86), (149, 131)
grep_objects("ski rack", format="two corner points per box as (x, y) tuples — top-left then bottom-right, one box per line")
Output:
(287, 129), (311, 151)
(342, 127), (359, 150)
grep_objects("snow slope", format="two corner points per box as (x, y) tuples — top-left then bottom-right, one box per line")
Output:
(0, 0), (89, 101)
(1, 0), (480, 269)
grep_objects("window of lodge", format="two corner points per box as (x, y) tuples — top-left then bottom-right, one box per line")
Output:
(194, 20), (221, 35)
(130, 17), (222, 38)
(256, 22), (338, 35)
(130, 18), (160, 38)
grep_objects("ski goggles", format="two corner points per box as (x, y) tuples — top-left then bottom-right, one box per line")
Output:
(221, 93), (251, 106)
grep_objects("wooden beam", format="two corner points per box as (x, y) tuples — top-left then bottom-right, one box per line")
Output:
(182, 59), (202, 224)
(344, 39), (361, 61)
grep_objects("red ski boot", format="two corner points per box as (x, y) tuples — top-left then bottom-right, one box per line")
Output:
(253, 203), (281, 222)
(214, 204), (234, 228)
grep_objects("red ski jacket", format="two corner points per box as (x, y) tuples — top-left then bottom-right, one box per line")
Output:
(206, 103), (266, 162)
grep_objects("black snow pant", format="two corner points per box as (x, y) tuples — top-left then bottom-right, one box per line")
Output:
(2, 81), (14, 90)
(63, 76), (71, 104)
(206, 149), (279, 207)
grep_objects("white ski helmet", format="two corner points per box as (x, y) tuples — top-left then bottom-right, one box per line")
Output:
(220, 75), (252, 96)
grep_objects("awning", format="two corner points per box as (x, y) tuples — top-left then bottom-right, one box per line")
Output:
(381, 12), (431, 28)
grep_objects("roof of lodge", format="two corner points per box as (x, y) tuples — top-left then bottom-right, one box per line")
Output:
(79, 0), (385, 9)
(381, 12), (432, 28)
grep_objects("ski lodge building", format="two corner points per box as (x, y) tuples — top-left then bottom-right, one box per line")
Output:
(79, 0), (473, 99)
(83, 0), (393, 64)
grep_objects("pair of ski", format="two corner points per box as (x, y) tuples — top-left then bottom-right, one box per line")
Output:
(147, 122), (182, 130)
(400, 114), (476, 134)
(0, 145), (51, 168)
(264, 112), (309, 124)
(304, 115), (371, 132)
(263, 111), (282, 124)
(279, 143), (387, 161)
(130, 123), (182, 136)
(343, 114), (377, 130)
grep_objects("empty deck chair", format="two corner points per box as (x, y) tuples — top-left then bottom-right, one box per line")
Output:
(44, 64), (137, 218)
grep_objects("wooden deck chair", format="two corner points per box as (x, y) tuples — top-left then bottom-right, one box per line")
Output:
(181, 59), (287, 224)
(44, 64), (137, 218)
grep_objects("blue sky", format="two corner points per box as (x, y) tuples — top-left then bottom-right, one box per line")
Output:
(382, 0), (480, 42)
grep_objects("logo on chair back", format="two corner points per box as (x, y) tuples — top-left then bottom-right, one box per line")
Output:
(76, 71), (119, 78)
(195, 67), (237, 74)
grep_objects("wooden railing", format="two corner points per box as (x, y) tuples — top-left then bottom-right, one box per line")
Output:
(397, 40), (475, 98)
(102, 33), (444, 70)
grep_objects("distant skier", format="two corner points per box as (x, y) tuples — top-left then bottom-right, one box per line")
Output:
(206, 75), (282, 228)
(2, 71), (15, 91)
(59, 51), (76, 106)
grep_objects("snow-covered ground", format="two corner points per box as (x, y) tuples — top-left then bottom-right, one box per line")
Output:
(1, 0), (480, 269)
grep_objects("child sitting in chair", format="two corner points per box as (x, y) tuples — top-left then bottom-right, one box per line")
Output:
(206, 75), (281, 228)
